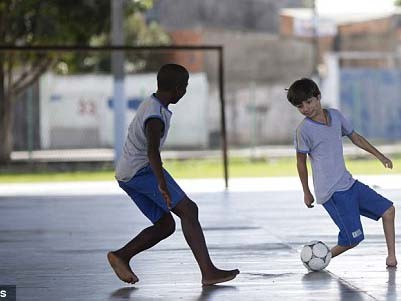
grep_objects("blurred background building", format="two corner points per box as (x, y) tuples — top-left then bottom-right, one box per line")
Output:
(8, 0), (401, 163)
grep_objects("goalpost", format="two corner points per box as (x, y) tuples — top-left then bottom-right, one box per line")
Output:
(0, 45), (230, 188)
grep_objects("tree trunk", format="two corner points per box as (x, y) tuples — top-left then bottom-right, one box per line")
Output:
(0, 57), (13, 165)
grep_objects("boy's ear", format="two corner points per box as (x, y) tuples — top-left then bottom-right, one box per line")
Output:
(317, 94), (321, 101)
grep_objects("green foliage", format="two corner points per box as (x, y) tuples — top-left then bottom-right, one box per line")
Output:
(303, 0), (315, 9)
(395, 0), (401, 7)
(1, 1), (115, 86)
(1, 1), (113, 96)
(124, 12), (171, 72)
(1, 0), (111, 45)
(56, 10), (171, 74)
(1, 156), (400, 182)
(0, 0), (170, 163)
(130, 0), (154, 11)
(1, 0), (170, 74)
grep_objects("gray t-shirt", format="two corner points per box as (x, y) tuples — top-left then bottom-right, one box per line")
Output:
(115, 94), (172, 182)
(294, 108), (355, 204)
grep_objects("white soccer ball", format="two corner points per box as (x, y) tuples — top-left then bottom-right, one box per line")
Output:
(300, 240), (332, 271)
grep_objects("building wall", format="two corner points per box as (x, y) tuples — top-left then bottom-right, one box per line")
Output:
(279, 12), (401, 68)
(279, 15), (295, 37)
(202, 29), (313, 83)
(168, 30), (205, 73)
(39, 73), (209, 149)
(338, 16), (400, 68)
(338, 18), (395, 53)
(151, 27), (315, 145)
(339, 18), (392, 36)
(200, 29), (313, 145)
(279, 12), (337, 65)
(340, 69), (401, 141)
(148, 0), (304, 33)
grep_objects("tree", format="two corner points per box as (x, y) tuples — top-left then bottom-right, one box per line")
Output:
(395, 0), (401, 7)
(56, 11), (171, 74)
(0, 0), (167, 164)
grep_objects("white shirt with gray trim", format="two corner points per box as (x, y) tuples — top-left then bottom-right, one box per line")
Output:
(294, 108), (355, 204)
(115, 94), (172, 182)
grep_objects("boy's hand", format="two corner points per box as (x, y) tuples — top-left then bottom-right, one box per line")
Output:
(158, 183), (172, 209)
(304, 192), (315, 208)
(379, 155), (393, 169)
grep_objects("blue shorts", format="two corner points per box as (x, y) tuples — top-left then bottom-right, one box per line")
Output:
(323, 180), (393, 247)
(118, 165), (186, 224)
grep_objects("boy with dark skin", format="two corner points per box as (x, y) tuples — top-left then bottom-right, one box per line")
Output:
(108, 64), (239, 286)
(287, 78), (397, 267)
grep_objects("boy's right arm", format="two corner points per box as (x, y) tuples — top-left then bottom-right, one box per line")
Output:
(296, 152), (315, 208)
(145, 118), (172, 209)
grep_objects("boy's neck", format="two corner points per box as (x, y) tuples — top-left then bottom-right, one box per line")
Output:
(310, 108), (328, 124)
(154, 91), (170, 107)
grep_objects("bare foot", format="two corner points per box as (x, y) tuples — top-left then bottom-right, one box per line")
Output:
(107, 251), (138, 284)
(202, 269), (240, 286)
(386, 256), (398, 267)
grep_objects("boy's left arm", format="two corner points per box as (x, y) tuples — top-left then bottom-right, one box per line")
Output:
(349, 132), (393, 169)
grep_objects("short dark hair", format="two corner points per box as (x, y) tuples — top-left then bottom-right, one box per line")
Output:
(157, 64), (189, 91)
(286, 78), (321, 106)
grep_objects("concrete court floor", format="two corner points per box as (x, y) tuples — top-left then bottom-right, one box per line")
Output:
(0, 179), (400, 301)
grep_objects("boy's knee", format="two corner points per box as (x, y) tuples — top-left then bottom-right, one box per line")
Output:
(345, 241), (360, 249)
(342, 242), (359, 251)
(187, 199), (199, 217)
(181, 199), (198, 219)
(165, 217), (176, 236)
(173, 197), (199, 219)
(156, 214), (176, 236)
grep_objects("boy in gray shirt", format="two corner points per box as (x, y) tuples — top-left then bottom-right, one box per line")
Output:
(109, 64), (239, 285)
(287, 78), (397, 267)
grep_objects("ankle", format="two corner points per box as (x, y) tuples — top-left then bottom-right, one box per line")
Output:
(113, 250), (131, 263)
(201, 265), (219, 276)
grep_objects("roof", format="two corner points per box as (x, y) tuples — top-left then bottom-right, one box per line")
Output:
(280, 7), (401, 25)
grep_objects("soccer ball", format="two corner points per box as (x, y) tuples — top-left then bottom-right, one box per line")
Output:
(300, 240), (332, 271)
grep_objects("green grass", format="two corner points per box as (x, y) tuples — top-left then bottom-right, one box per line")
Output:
(165, 156), (401, 178)
(0, 156), (400, 183)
